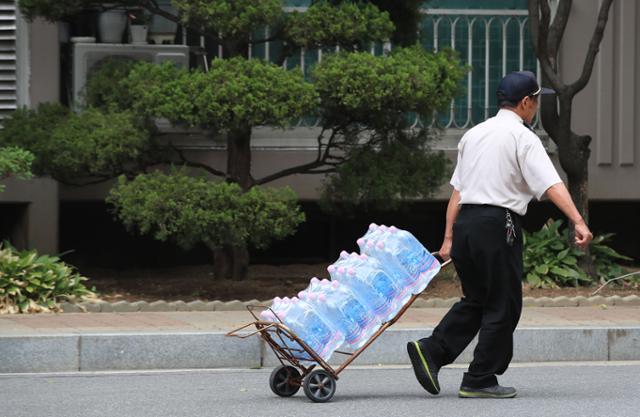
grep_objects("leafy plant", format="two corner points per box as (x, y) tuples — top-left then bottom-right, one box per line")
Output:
(106, 168), (306, 252)
(523, 219), (634, 288)
(0, 242), (95, 313)
(0, 104), (154, 184)
(0, 147), (34, 192)
(588, 233), (633, 282)
(83, 57), (141, 111)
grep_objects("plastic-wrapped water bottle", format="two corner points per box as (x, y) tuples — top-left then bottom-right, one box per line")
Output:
(364, 240), (413, 306)
(300, 282), (380, 350)
(380, 226), (441, 294)
(357, 224), (390, 253)
(282, 296), (344, 362)
(333, 260), (400, 323)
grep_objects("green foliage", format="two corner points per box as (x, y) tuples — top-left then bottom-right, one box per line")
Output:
(106, 168), (305, 251)
(312, 46), (466, 129)
(18, 0), (90, 21)
(0, 242), (94, 313)
(173, 0), (283, 39)
(83, 57), (140, 111)
(523, 220), (588, 288)
(523, 219), (633, 288)
(286, 1), (394, 49)
(320, 131), (451, 213)
(0, 147), (34, 192)
(18, 0), (141, 21)
(49, 108), (152, 181)
(0, 104), (152, 182)
(588, 233), (633, 281)
(126, 59), (317, 130)
(0, 103), (69, 177)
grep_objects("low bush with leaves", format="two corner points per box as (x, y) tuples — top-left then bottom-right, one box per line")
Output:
(523, 219), (633, 288)
(106, 167), (305, 252)
(0, 243), (95, 313)
(0, 146), (34, 192)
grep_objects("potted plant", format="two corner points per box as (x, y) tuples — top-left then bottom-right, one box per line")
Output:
(128, 8), (150, 44)
(98, 3), (127, 43)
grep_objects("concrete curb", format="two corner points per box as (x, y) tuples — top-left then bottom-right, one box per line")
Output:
(59, 295), (640, 313)
(1, 327), (639, 373)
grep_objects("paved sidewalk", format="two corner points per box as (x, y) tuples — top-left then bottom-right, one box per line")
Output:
(1, 306), (639, 373)
(1, 306), (640, 335)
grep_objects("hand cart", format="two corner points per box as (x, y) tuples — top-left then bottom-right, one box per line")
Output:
(225, 253), (451, 402)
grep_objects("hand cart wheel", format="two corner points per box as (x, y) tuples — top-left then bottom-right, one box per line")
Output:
(303, 369), (336, 403)
(269, 365), (301, 397)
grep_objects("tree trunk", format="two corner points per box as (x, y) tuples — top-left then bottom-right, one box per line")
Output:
(211, 124), (254, 280)
(212, 245), (250, 280)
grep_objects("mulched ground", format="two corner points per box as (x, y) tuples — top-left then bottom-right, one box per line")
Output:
(81, 263), (639, 303)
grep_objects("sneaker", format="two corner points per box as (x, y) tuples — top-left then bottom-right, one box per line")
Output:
(458, 385), (517, 399)
(407, 341), (440, 395)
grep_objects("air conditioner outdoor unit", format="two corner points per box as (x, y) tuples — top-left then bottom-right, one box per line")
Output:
(71, 42), (190, 106)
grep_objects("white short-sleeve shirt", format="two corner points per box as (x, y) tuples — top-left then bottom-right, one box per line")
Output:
(450, 109), (562, 216)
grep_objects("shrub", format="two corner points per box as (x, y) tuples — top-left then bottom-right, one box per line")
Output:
(106, 167), (305, 251)
(0, 243), (95, 313)
(523, 219), (633, 288)
(0, 104), (153, 183)
(83, 56), (141, 111)
(0, 147), (34, 192)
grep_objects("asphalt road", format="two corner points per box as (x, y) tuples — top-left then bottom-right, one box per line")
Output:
(2, 362), (639, 417)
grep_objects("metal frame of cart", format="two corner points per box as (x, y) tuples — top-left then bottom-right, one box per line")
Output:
(226, 254), (451, 402)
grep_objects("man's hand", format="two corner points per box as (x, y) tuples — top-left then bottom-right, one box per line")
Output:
(574, 220), (593, 249)
(439, 237), (452, 261)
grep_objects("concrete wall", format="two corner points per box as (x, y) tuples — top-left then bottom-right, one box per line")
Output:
(562, 0), (640, 200)
(0, 17), (60, 254)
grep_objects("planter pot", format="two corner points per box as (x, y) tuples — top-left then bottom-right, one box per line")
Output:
(130, 25), (149, 44)
(98, 9), (127, 43)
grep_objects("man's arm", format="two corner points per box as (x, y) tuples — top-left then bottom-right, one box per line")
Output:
(439, 188), (461, 260)
(544, 182), (593, 249)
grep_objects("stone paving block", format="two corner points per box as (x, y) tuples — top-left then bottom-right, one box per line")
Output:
(523, 297), (537, 307)
(210, 300), (225, 311)
(421, 298), (437, 307)
(78, 302), (103, 313)
(60, 302), (83, 313)
(100, 302), (115, 312)
(0, 335), (79, 372)
(410, 298), (429, 308)
(569, 296), (586, 307)
(579, 295), (606, 306)
(170, 301), (189, 311)
(141, 300), (173, 312)
(80, 332), (261, 370)
(619, 295), (640, 306)
(111, 301), (139, 312)
(534, 297), (553, 307)
(608, 328), (640, 360)
(186, 301), (210, 311)
(607, 296), (623, 306)
(260, 299), (273, 307)
(130, 301), (149, 311)
(549, 296), (577, 307)
(220, 300), (247, 311)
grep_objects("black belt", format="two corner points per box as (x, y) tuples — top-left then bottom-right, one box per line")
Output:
(459, 204), (522, 221)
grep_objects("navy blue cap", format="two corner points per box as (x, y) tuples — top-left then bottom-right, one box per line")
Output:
(496, 71), (555, 104)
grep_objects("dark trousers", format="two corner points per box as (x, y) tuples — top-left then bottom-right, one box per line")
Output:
(421, 204), (523, 388)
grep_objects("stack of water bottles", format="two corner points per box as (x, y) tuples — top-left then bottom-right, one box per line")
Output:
(259, 224), (441, 362)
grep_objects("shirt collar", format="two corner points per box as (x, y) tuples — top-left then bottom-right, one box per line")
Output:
(496, 108), (524, 124)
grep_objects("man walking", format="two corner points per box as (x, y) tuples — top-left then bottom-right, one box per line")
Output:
(407, 71), (593, 398)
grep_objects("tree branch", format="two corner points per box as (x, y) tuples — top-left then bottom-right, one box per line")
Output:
(567, 0), (614, 96)
(547, 0), (572, 65)
(168, 142), (226, 178)
(254, 128), (343, 185)
(528, 0), (567, 93)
